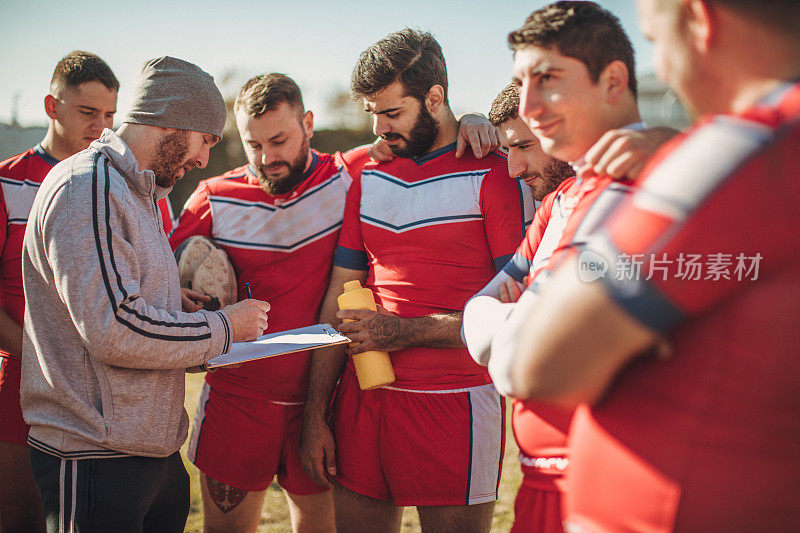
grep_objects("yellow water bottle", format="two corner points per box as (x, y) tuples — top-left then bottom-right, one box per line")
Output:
(337, 280), (396, 390)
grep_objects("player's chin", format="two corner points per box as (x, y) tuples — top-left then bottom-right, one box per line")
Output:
(387, 143), (409, 157)
(265, 162), (290, 173)
(260, 168), (290, 181)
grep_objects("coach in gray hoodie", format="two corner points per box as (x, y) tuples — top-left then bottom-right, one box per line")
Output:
(21, 57), (271, 533)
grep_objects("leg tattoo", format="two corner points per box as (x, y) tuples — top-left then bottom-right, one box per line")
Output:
(206, 476), (248, 514)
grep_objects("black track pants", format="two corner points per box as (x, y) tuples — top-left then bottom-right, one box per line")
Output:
(29, 448), (190, 533)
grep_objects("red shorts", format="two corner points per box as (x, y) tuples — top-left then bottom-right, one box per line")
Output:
(511, 482), (564, 533)
(332, 368), (505, 506)
(187, 382), (325, 495)
(0, 356), (29, 446)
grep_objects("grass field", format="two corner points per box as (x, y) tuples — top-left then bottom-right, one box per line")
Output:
(181, 373), (521, 532)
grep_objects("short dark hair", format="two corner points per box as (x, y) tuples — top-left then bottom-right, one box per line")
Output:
(489, 84), (520, 126)
(50, 50), (119, 94)
(350, 28), (448, 103)
(508, 1), (637, 96)
(234, 73), (305, 117)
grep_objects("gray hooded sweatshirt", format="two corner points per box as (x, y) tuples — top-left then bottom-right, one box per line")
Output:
(21, 129), (232, 459)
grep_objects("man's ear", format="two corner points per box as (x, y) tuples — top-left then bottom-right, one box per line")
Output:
(302, 110), (314, 140)
(44, 94), (58, 120)
(599, 60), (631, 104)
(685, 0), (714, 52)
(425, 85), (445, 114)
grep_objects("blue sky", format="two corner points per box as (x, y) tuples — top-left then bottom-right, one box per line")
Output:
(1, 0), (651, 129)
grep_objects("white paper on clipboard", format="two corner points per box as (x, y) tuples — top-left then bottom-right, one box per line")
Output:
(206, 323), (350, 369)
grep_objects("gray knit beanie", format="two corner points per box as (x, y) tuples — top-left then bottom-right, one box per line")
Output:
(124, 56), (227, 138)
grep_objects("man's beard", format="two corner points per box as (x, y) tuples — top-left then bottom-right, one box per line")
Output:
(381, 102), (439, 159)
(153, 130), (192, 189)
(522, 158), (575, 201)
(254, 136), (310, 195)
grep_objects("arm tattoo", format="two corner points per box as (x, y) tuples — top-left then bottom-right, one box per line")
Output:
(205, 476), (248, 514)
(368, 311), (463, 349)
(368, 314), (411, 349)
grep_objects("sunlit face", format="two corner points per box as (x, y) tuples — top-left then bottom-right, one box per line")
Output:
(636, 0), (703, 116)
(236, 102), (313, 195)
(498, 117), (574, 201)
(152, 129), (218, 189)
(513, 46), (610, 163)
(49, 80), (117, 156)
(363, 81), (438, 158)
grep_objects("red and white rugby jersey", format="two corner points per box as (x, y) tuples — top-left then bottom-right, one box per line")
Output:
(0, 145), (58, 355)
(170, 149), (358, 402)
(500, 126), (645, 491)
(0, 144), (179, 361)
(564, 81), (800, 532)
(502, 173), (632, 490)
(335, 143), (530, 390)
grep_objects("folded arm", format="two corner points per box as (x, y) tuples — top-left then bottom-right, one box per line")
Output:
(488, 255), (657, 407)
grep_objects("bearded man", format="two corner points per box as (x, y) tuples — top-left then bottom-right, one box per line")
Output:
(21, 56), (270, 533)
(169, 72), (496, 533)
(301, 28), (531, 533)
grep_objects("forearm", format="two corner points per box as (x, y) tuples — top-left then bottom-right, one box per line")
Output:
(463, 296), (516, 366)
(488, 289), (541, 398)
(461, 270), (523, 365)
(489, 259), (656, 406)
(0, 309), (23, 358)
(396, 311), (465, 349)
(305, 265), (366, 421)
(339, 308), (466, 353)
(303, 345), (348, 423)
(303, 281), (348, 421)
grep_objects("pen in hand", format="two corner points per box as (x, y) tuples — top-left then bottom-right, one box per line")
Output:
(245, 282), (252, 299)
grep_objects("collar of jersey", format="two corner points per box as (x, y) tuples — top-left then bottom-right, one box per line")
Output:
(756, 78), (800, 107)
(33, 144), (59, 167)
(410, 142), (457, 166)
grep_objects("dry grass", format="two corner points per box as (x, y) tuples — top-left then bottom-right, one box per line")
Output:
(182, 373), (521, 532)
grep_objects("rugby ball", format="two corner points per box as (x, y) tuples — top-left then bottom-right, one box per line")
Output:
(174, 236), (237, 311)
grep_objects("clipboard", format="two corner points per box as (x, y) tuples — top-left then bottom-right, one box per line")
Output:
(206, 323), (351, 369)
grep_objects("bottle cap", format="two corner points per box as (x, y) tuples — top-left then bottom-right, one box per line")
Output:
(343, 280), (363, 292)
